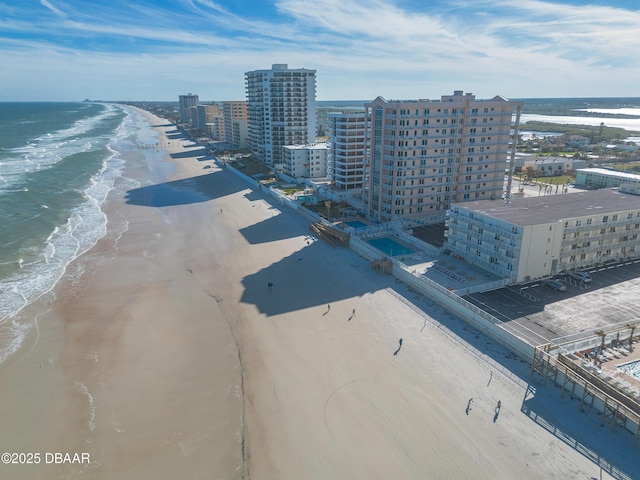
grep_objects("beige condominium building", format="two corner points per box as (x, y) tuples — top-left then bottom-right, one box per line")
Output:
(365, 91), (522, 226)
(195, 103), (223, 139)
(444, 187), (640, 283)
(222, 101), (249, 148)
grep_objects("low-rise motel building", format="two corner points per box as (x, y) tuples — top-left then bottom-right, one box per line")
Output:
(444, 187), (640, 283)
(575, 167), (640, 189)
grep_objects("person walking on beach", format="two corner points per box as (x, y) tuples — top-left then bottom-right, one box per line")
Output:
(393, 338), (403, 356)
(493, 400), (502, 422)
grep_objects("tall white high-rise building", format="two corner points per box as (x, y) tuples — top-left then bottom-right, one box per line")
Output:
(328, 111), (367, 190)
(245, 64), (316, 165)
(178, 93), (199, 124)
(365, 91), (523, 226)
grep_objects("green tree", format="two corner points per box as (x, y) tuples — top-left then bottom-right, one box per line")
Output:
(525, 166), (536, 182)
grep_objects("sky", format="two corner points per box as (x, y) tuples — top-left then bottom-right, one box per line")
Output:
(1, 0), (640, 102)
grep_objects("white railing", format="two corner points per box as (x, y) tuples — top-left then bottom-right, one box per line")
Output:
(454, 278), (511, 296)
(349, 221), (399, 238)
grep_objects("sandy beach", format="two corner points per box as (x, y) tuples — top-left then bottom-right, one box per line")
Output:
(0, 108), (637, 480)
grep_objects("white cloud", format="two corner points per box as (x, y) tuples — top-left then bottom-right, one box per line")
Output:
(40, 0), (66, 18)
(2, 0), (640, 100)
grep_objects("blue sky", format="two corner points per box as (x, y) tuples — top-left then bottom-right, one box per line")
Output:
(1, 0), (640, 101)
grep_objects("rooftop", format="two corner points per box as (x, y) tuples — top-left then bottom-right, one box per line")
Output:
(524, 157), (567, 164)
(454, 188), (640, 226)
(577, 168), (640, 180)
(283, 143), (329, 150)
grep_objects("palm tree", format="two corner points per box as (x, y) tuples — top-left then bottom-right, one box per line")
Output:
(595, 329), (606, 351)
(625, 322), (638, 351)
(324, 200), (332, 221)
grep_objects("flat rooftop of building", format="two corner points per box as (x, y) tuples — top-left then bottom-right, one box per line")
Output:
(523, 157), (566, 164)
(283, 143), (329, 150)
(577, 167), (640, 180)
(453, 188), (640, 226)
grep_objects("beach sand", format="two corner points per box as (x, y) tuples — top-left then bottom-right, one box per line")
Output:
(0, 109), (636, 480)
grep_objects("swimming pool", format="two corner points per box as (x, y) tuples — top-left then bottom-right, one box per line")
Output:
(618, 359), (640, 380)
(367, 237), (416, 257)
(346, 220), (367, 229)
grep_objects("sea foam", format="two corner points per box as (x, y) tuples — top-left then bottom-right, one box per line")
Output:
(0, 104), (139, 366)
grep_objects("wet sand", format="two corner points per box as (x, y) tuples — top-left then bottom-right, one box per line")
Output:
(0, 108), (636, 479)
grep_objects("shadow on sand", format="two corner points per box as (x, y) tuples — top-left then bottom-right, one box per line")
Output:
(170, 148), (211, 160)
(239, 214), (306, 245)
(125, 169), (244, 207)
(239, 242), (392, 318)
(521, 383), (637, 480)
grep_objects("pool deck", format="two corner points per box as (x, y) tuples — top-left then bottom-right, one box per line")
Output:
(566, 339), (640, 398)
(398, 252), (504, 292)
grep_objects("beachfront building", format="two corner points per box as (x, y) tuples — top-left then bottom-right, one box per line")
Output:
(281, 143), (329, 179)
(245, 64), (317, 165)
(364, 91), (523, 226)
(189, 105), (199, 130)
(444, 187), (640, 283)
(328, 111), (367, 190)
(222, 101), (249, 148)
(575, 168), (640, 189)
(317, 103), (365, 137)
(179, 93), (199, 124)
(195, 103), (223, 139)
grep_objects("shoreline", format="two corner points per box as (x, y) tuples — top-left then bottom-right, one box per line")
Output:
(0, 108), (245, 479)
(0, 107), (637, 479)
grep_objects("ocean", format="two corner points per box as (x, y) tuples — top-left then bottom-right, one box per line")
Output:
(0, 102), (166, 365)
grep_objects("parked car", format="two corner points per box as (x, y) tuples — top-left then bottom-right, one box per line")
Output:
(569, 271), (592, 283)
(544, 279), (567, 292)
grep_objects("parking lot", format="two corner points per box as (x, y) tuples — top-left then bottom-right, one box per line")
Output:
(464, 259), (640, 346)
